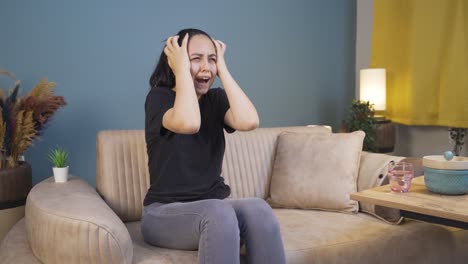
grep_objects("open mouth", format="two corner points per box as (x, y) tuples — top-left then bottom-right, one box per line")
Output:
(195, 77), (211, 85)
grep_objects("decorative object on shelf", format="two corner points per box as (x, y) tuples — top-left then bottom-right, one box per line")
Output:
(359, 68), (395, 153)
(48, 146), (69, 183)
(423, 154), (468, 195)
(0, 69), (66, 210)
(343, 99), (378, 152)
(448, 127), (467, 156)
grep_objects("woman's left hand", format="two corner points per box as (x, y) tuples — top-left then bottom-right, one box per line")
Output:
(212, 39), (227, 67)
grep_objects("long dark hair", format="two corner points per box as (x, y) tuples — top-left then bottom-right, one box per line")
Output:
(149, 28), (213, 89)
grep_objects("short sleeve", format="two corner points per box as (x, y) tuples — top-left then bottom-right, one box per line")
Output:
(213, 88), (235, 134)
(145, 87), (175, 138)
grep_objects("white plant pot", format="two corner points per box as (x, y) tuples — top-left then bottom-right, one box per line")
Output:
(53, 166), (69, 183)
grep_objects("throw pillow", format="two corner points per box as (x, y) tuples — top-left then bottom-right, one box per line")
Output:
(268, 131), (365, 213)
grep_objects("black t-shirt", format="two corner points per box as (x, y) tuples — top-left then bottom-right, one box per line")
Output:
(143, 86), (234, 205)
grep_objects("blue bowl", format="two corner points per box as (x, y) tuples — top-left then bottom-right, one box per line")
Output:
(424, 167), (468, 195)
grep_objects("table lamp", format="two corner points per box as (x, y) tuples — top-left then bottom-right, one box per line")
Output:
(360, 68), (386, 119)
(359, 68), (395, 153)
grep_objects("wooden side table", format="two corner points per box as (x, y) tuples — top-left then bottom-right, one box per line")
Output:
(350, 176), (468, 229)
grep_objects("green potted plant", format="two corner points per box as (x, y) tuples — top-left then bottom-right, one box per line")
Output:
(343, 99), (378, 152)
(0, 70), (66, 207)
(47, 146), (69, 183)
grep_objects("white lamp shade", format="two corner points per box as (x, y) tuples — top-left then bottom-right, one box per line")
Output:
(359, 68), (386, 111)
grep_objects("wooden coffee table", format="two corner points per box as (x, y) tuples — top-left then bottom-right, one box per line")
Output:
(350, 176), (468, 229)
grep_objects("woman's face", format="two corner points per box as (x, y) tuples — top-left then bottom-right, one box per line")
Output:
(187, 34), (217, 96)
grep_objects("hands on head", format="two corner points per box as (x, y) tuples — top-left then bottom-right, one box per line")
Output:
(157, 30), (258, 131)
(164, 34), (227, 76)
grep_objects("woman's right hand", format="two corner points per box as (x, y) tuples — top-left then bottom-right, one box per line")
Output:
(164, 34), (190, 76)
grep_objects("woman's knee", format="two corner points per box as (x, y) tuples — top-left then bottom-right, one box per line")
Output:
(239, 198), (280, 229)
(242, 198), (274, 217)
(199, 200), (239, 233)
(140, 212), (160, 245)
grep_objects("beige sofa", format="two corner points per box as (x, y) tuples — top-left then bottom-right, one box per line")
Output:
(1, 126), (468, 263)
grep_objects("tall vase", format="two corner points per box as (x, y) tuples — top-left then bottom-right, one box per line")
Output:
(0, 161), (32, 210)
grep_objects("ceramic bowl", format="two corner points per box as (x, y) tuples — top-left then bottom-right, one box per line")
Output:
(423, 155), (468, 195)
(423, 167), (468, 195)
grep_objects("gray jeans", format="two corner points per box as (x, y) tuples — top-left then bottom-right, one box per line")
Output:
(141, 198), (286, 264)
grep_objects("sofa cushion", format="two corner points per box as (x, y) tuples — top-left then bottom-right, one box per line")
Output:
(4, 211), (468, 264)
(274, 208), (468, 264)
(25, 177), (133, 264)
(126, 221), (199, 263)
(268, 131), (365, 213)
(0, 219), (42, 264)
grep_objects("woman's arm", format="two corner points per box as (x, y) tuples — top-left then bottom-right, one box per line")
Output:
(163, 35), (201, 134)
(213, 39), (259, 131)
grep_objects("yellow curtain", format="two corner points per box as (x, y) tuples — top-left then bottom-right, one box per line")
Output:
(371, 0), (468, 127)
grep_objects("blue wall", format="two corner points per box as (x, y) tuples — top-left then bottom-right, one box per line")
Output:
(0, 0), (356, 186)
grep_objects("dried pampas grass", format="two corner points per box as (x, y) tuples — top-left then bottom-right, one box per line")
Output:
(27, 78), (56, 100)
(0, 70), (66, 168)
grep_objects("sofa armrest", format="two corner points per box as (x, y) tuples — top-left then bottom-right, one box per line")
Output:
(25, 176), (133, 264)
(357, 152), (406, 224)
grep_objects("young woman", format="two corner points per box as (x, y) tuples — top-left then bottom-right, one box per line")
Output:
(142, 28), (286, 264)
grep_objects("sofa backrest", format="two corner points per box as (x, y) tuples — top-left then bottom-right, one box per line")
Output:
(96, 130), (149, 222)
(96, 126), (332, 222)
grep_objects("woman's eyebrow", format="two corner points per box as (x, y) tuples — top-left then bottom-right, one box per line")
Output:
(190, 53), (217, 57)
